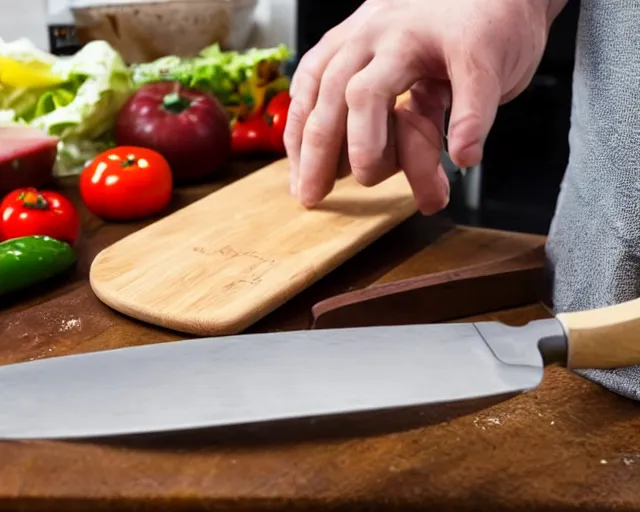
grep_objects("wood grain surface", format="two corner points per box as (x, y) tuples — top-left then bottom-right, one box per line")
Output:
(89, 158), (417, 336)
(559, 297), (640, 369)
(1, 158), (640, 512)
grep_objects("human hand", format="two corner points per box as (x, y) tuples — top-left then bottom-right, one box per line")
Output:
(285, 0), (568, 214)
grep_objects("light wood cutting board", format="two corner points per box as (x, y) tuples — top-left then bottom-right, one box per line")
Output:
(89, 158), (418, 335)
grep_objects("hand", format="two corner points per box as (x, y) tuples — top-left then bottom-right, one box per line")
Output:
(285, 0), (568, 214)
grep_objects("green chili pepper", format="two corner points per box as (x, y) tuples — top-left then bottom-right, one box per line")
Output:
(0, 235), (77, 296)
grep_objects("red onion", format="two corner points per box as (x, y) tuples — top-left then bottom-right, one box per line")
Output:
(115, 81), (231, 183)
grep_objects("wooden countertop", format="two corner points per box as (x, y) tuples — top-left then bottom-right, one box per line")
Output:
(1, 158), (639, 512)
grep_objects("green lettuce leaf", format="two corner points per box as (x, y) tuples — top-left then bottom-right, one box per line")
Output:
(130, 43), (291, 109)
(30, 41), (133, 140)
(0, 38), (133, 176)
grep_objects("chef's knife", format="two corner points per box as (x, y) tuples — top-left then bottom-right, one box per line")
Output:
(0, 297), (638, 440)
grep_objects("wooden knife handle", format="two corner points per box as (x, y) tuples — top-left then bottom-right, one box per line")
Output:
(558, 298), (640, 369)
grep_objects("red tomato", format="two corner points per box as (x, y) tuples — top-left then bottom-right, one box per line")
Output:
(264, 91), (291, 154)
(80, 146), (173, 221)
(0, 187), (80, 245)
(231, 114), (270, 155)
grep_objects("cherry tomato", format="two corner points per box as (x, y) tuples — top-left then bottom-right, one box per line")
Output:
(231, 114), (270, 155)
(264, 91), (291, 154)
(80, 146), (173, 221)
(0, 187), (80, 245)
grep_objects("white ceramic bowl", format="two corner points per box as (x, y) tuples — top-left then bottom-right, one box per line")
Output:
(70, 0), (258, 64)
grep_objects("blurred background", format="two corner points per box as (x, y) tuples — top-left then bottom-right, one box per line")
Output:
(2, 0), (581, 235)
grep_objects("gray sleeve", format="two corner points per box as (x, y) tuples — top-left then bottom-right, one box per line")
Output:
(545, 0), (640, 400)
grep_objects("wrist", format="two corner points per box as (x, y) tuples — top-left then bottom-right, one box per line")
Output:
(546, 0), (569, 23)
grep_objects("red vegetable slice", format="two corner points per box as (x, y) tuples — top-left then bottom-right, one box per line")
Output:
(0, 126), (58, 193)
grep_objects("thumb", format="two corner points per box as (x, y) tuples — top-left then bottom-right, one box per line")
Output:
(446, 61), (502, 168)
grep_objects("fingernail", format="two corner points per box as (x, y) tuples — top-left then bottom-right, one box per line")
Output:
(450, 140), (483, 169)
(290, 178), (298, 196)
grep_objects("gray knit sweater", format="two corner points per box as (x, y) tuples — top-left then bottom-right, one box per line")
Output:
(546, 0), (640, 398)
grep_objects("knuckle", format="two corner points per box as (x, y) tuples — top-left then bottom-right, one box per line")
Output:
(349, 149), (384, 187)
(377, 29), (423, 68)
(320, 67), (347, 95)
(449, 111), (485, 137)
(282, 102), (306, 147)
(291, 64), (319, 91)
(283, 124), (297, 153)
(447, 115), (485, 161)
(345, 75), (374, 111)
(319, 25), (342, 46)
(386, 30), (420, 55)
(349, 146), (376, 171)
(284, 101), (306, 129)
(302, 112), (332, 149)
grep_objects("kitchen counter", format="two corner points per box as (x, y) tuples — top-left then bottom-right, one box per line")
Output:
(1, 158), (639, 512)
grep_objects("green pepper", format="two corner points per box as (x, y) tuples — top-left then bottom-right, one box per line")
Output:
(0, 235), (77, 296)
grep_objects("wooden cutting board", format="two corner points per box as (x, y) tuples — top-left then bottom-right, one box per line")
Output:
(89, 158), (418, 336)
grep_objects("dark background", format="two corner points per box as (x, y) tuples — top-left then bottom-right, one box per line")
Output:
(294, 0), (582, 234)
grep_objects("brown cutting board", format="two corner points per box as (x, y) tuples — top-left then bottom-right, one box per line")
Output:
(89, 158), (418, 335)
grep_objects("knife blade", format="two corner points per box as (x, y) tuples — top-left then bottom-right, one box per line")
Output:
(0, 296), (638, 440)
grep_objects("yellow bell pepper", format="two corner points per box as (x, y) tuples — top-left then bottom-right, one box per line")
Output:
(0, 57), (66, 89)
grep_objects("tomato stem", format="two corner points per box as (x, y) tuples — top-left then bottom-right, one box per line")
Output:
(18, 191), (49, 210)
(120, 154), (138, 168)
(162, 92), (191, 114)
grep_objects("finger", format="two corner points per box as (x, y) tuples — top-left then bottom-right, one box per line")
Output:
(297, 45), (372, 207)
(286, 3), (376, 196)
(285, 30), (343, 196)
(446, 59), (502, 168)
(395, 106), (450, 215)
(285, 97), (314, 195)
(344, 78), (450, 190)
(289, 0), (376, 97)
(289, 28), (340, 100)
(348, 113), (398, 187)
(409, 78), (451, 135)
(344, 36), (425, 187)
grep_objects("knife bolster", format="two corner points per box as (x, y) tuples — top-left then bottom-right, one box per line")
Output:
(556, 297), (640, 369)
(537, 331), (569, 366)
